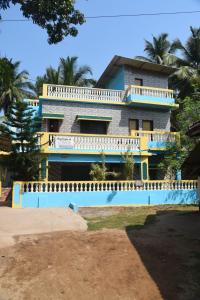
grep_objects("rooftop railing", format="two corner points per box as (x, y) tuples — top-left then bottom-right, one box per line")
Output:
(26, 99), (39, 107)
(42, 84), (174, 104)
(127, 85), (174, 99)
(43, 84), (125, 103)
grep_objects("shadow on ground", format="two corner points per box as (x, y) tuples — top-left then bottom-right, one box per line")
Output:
(126, 209), (200, 300)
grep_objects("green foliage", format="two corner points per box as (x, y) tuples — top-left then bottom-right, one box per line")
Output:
(137, 27), (200, 98)
(0, 100), (41, 181)
(159, 94), (200, 176)
(0, 57), (34, 114)
(122, 152), (135, 180)
(0, 0), (85, 44)
(35, 56), (96, 96)
(135, 33), (176, 65)
(90, 153), (119, 181)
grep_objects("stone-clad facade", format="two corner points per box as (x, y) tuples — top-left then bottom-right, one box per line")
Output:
(124, 66), (168, 89)
(41, 100), (171, 135)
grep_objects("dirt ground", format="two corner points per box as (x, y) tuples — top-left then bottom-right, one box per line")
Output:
(0, 207), (200, 300)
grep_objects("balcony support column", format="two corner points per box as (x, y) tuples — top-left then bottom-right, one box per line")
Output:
(40, 155), (48, 181)
(176, 170), (182, 180)
(140, 156), (149, 181)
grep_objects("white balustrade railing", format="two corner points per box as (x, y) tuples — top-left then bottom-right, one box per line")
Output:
(27, 99), (39, 107)
(21, 180), (198, 193)
(128, 85), (174, 99)
(46, 84), (124, 103)
(48, 133), (140, 152)
(132, 130), (178, 143)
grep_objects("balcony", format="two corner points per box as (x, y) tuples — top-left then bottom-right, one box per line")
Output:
(127, 85), (177, 109)
(42, 84), (125, 103)
(41, 84), (178, 109)
(131, 130), (179, 150)
(40, 132), (142, 155)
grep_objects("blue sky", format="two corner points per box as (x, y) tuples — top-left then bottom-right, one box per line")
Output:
(0, 0), (200, 82)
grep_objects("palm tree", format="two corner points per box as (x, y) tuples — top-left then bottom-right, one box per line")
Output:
(35, 66), (60, 96)
(35, 56), (96, 96)
(0, 57), (34, 114)
(169, 27), (200, 97)
(59, 56), (95, 86)
(135, 33), (176, 65)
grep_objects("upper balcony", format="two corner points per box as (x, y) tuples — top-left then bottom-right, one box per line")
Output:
(41, 84), (178, 110)
(126, 85), (177, 109)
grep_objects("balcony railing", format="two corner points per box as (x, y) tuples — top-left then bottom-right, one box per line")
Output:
(131, 130), (178, 149)
(43, 84), (124, 103)
(40, 132), (141, 153)
(26, 99), (39, 107)
(42, 84), (176, 106)
(127, 85), (174, 99)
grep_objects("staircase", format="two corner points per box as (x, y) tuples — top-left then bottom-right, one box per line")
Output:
(0, 187), (12, 206)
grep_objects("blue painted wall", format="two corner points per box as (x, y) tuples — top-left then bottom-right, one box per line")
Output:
(14, 189), (198, 208)
(48, 154), (142, 164)
(105, 66), (125, 90)
(127, 94), (175, 104)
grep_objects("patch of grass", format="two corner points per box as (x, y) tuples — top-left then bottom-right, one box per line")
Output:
(85, 205), (198, 231)
(86, 209), (157, 231)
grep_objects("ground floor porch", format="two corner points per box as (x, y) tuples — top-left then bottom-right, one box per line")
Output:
(41, 153), (176, 181)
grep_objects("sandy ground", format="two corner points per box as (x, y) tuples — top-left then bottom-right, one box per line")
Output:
(0, 208), (200, 300)
(0, 207), (87, 248)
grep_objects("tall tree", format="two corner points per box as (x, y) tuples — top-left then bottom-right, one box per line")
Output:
(34, 67), (60, 96)
(159, 89), (200, 178)
(169, 27), (200, 98)
(0, 0), (85, 44)
(135, 33), (176, 65)
(59, 56), (95, 86)
(35, 56), (96, 96)
(0, 57), (34, 114)
(0, 100), (41, 181)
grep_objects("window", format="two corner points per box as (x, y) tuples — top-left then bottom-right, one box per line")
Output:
(80, 120), (107, 135)
(142, 120), (153, 131)
(48, 119), (60, 132)
(129, 119), (139, 135)
(135, 78), (143, 86)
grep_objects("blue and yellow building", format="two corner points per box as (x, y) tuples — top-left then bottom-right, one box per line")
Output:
(29, 56), (179, 181)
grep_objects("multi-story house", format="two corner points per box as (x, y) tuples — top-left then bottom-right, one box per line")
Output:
(30, 56), (179, 182)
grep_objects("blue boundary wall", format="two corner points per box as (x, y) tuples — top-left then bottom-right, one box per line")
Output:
(13, 183), (198, 208)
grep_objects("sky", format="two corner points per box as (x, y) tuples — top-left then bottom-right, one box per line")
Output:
(0, 0), (200, 82)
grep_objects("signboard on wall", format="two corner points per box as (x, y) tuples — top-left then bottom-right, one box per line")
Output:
(54, 136), (74, 149)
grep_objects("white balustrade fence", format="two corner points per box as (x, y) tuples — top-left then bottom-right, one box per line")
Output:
(129, 85), (174, 99)
(22, 180), (198, 193)
(132, 131), (177, 143)
(48, 134), (140, 152)
(27, 99), (39, 107)
(46, 84), (124, 103)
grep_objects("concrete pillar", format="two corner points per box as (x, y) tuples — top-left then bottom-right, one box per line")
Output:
(176, 170), (182, 180)
(140, 157), (149, 180)
(40, 156), (48, 181)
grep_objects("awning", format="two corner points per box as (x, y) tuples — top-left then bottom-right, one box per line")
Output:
(42, 113), (64, 119)
(76, 115), (112, 122)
